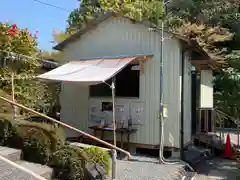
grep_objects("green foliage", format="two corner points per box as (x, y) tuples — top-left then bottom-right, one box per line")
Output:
(0, 89), (18, 114)
(83, 146), (111, 175)
(0, 22), (56, 114)
(52, 29), (70, 44)
(0, 118), (16, 146)
(19, 126), (52, 164)
(15, 122), (64, 164)
(168, 1), (240, 117)
(174, 23), (233, 62)
(0, 116), (111, 179)
(51, 145), (86, 180)
(67, 0), (164, 34)
(17, 121), (65, 151)
(168, 0), (240, 31)
(0, 23), (38, 56)
(213, 52), (240, 119)
(0, 118), (65, 165)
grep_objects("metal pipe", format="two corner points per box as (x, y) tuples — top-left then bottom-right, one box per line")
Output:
(180, 50), (185, 160)
(159, 19), (164, 163)
(0, 96), (131, 159)
(111, 78), (116, 147)
(111, 149), (117, 180)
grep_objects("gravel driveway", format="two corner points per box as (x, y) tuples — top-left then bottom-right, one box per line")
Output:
(194, 158), (240, 180)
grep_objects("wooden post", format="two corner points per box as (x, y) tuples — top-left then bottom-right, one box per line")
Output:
(11, 72), (16, 120)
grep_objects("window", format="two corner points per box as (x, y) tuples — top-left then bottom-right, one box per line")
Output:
(89, 64), (140, 98)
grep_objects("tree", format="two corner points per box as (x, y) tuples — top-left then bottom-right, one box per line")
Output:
(166, 0), (240, 119)
(214, 51), (240, 120)
(40, 30), (70, 62)
(0, 23), (53, 114)
(67, 0), (164, 34)
(174, 23), (233, 62)
(39, 30), (70, 116)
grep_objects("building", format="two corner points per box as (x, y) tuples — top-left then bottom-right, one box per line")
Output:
(38, 12), (216, 156)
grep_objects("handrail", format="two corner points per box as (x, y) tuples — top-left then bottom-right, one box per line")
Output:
(215, 109), (239, 125)
(0, 96), (131, 159)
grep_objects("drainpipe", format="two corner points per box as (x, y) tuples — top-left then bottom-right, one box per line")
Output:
(159, 18), (164, 163)
(180, 50), (185, 160)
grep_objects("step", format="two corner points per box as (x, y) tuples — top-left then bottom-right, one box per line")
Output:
(0, 146), (21, 162)
(16, 161), (53, 180)
(0, 158), (47, 180)
(0, 146), (53, 179)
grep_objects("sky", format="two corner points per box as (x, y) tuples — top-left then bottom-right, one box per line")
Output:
(0, 0), (79, 51)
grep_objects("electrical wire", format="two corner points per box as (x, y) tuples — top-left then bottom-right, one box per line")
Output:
(31, 0), (71, 12)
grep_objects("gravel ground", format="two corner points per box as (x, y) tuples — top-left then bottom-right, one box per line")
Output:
(194, 158), (240, 180)
(0, 159), (41, 180)
(116, 156), (186, 180)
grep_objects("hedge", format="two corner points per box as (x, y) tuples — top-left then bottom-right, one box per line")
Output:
(0, 118), (111, 179)
(51, 145), (111, 180)
(0, 119), (16, 146)
(0, 118), (65, 164)
(51, 145), (87, 180)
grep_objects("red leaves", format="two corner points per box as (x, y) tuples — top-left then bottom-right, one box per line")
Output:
(7, 24), (18, 37)
(7, 24), (38, 39)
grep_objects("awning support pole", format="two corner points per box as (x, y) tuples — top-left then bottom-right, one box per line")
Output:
(111, 77), (116, 147)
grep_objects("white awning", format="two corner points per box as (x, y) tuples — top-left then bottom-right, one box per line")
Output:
(37, 56), (138, 85)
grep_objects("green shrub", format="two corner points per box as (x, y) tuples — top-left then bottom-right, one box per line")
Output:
(17, 125), (52, 164)
(7, 121), (65, 165)
(51, 145), (87, 180)
(83, 146), (111, 175)
(16, 121), (65, 152)
(0, 119), (16, 146)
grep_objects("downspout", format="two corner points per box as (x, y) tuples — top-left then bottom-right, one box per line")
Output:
(158, 18), (164, 164)
(180, 49), (185, 160)
(158, 26), (195, 177)
(158, 3), (195, 178)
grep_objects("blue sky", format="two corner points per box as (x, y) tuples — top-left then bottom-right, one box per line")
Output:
(0, 0), (79, 51)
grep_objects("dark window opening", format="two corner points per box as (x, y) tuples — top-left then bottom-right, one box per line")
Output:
(89, 64), (140, 98)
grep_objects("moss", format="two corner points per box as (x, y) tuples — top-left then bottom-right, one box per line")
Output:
(83, 146), (111, 175)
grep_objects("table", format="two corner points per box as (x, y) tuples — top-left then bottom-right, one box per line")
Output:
(89, 126), (137, 149)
